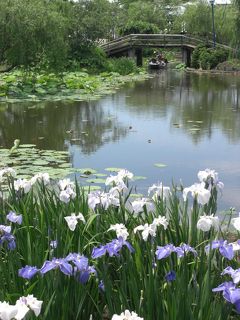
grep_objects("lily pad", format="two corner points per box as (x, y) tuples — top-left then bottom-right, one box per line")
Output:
(33, 160), (49, 166)
(74, 168), (97, 175)
(0, 142), (72, 185)
(58, 163), (72, 168)
(133, 176), (147, 181)
(82, 185), (101, 192)
(86, 178), (106, 184)
(130, 193), (143, 198)
(94, 173), (107, 177)
(154, 163), (167, 168)
(105, 167), (123, 172)
(18, 144), (37, 148)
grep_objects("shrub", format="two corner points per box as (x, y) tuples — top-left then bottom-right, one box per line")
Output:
(107, 57), (138, 75)
(191, 45), (228, 70)
(69, 46), (109, 73)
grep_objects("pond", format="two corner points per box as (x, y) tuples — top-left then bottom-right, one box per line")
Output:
(0, 69), (239, 210)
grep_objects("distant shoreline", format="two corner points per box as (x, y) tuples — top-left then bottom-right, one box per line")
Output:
(186, 67), (240, 75)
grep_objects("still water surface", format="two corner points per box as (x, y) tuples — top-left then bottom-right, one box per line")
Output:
(0, 70), (240, 210)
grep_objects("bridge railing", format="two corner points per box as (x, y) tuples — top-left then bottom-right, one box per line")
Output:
(101, 34), (184, 52)
(101, 34), (236, 55)
(128, 34), (184, 47)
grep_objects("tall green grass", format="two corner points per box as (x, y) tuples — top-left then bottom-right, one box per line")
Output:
(0, 170), (239, 319)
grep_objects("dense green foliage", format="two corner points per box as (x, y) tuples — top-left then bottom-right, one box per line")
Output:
(173, 0), (238, 48)
(0, 0), (69, 69)
(108, 57), (138, 75)
(191, 45), (228, 70)
(234, 0), (240, 51)
(0, 0), (113, 70)
(119, 21), (160, 36)
(0, 0), (239, 72)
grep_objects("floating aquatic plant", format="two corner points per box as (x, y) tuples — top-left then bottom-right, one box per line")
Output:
(154, 163), (167, 168)
(0, 70), (151, 103)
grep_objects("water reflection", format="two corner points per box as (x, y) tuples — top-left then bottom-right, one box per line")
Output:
(0, 100), (128, 153)
(0, 70), (239, 209)
(124, 70), (240, 144)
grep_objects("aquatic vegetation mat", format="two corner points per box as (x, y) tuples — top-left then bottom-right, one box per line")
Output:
(0, 143), (72, 180)
(0, 70), (151, 103)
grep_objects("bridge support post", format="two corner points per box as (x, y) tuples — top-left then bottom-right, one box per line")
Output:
(128, 48), (143, 67)
(128, 48), (135, 59)
(136, 48), (143, 67)
(182, 47), (192, 67)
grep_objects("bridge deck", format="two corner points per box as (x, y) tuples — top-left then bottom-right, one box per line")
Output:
(101, 34), (235, 56)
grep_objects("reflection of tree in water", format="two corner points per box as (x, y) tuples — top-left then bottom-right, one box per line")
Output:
(0, 100), (128, 154)
(124, 70), (240, 144)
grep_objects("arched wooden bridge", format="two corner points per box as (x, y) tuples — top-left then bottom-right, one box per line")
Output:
(100, 34), (235, 67)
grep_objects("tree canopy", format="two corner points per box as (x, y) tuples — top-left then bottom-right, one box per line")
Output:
(0, 0), (239, 70)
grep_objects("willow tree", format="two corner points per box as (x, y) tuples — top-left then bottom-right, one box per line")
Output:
(0, 0), (70, 69)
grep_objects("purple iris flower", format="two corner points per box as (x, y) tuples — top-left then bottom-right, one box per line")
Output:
(0, 225), (16, 250)
(6, 211), (22, 225)
(206, 240), (225, 251)
(213, 282), (240, 314)
(65, 253), (77, 261)
(92, 245), (107, 259)
(99, 280), (105, 292)
(224, 288), (240, 313)
(40, 258), (72, 276)
(219, 243), (234, 260)
(175, 244), (197, 258)
(205, 240), (234, 260)
(165, 271), (176, 282)
(18, 265), (39, 279)
(155, 244), (176, 260)
(92, 237), (134, 259)
(6, 236), (16, 250)
(222, 287), (240, 314)
(18, 253), (96, 284)
(221, 266), (240, 284)
(78, 270), (90, 284)
(212, 281), (236, 292)
(66, 253), (96, 284)
(71, 254), (89, 270)
(221, 266), (235, 276)
(105, 239), (124, 257)
(156, 243), (197, 260)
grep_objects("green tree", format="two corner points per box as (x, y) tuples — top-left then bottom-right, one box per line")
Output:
(116, 1), (167, 36)
(181, 1), (211, 38)
(0, 0), (69, 69)
(172, 1), (237, 47)
(234, 0), (240, 51)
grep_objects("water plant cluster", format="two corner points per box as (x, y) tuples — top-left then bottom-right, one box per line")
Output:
(0, 70), (149, 103)
(0, 167), (240, 319)
(0, 144), (71, 185)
